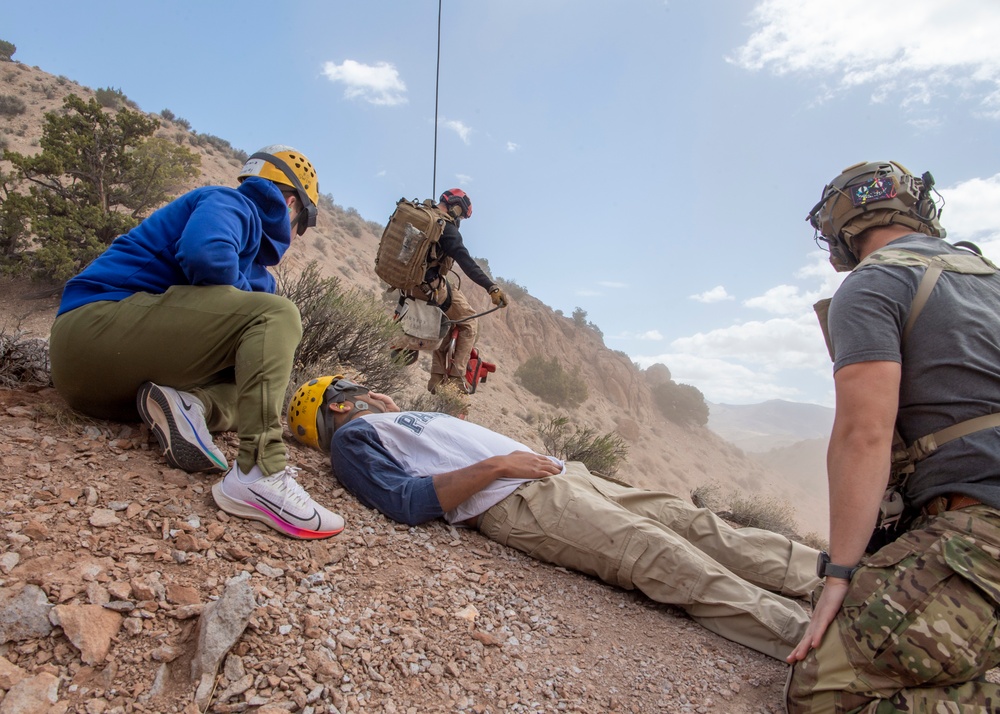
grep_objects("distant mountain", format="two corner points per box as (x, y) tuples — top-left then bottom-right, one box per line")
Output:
(707, 399), (834, 453)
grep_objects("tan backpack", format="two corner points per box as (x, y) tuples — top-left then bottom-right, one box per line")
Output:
(375, 198), (450, 291)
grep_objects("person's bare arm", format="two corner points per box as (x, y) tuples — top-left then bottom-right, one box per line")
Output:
(432, 451), (561, 512)
(788, 359), (899, 662)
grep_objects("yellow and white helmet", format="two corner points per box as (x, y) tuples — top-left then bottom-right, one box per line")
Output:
(239, 145), (319, 235)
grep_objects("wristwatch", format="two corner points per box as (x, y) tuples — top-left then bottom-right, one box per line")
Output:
(816, 551), (859, 581)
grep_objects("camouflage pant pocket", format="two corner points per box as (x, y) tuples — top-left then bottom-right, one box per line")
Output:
(841, 529), (1000, 688)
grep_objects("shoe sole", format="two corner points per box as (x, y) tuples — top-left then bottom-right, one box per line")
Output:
(136, 383), (227, 473)
(211, 481), (345, 540)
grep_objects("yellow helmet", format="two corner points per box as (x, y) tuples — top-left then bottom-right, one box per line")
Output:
(288, 375), (370, 452)
(238, 145), (319, 235)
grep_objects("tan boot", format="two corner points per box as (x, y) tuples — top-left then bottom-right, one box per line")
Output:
(427, 373), (446, 394)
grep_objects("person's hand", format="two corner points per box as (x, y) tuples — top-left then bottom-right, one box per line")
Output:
(786, 578), (850, 663)
(495, 451), (561, 480)
(489, 286), (508, 308)
(366, 391), (401, 413)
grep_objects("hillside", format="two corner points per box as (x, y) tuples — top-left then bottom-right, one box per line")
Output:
(0, 61), (811, 712)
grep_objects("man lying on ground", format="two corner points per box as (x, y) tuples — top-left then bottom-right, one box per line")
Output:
(287, 375), (820, 660)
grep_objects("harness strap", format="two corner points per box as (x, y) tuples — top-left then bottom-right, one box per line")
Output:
(902, 262), (943, 342)
(908, 412), (1000, 462)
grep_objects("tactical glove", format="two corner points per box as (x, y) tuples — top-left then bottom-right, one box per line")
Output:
(489, 286), (508, 308)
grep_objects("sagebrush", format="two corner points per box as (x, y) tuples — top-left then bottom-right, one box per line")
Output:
(537, 416), (629, 478)
(515, 356), (588, 408)
(277, 261), (408, 399)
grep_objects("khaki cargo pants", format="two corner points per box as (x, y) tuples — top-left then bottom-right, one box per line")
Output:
(49, 285), (302, 475)
(786, 505), (1000, 713)
(479, 461), (819, 660)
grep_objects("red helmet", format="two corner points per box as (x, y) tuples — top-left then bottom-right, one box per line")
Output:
(440, 188), (472, 220)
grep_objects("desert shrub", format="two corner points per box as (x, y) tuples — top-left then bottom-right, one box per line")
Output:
(94, 86), (133, 110)
(344, 217), (363, 239)
(571, 306), (604, 337)
(652, 380), (709, 426)
(0, 40), (15, 62)
(800, 532), (829, 551)
(175, 116), (191, 130)
(277, 261), (408, 397)
(396, 382), (469, 418)
(0, 328), (52, 387)
(692, 482), (803, 538)
(537, 416), (629, 478)
(495, 276), (528, 300)
(726, 491), (798, 536)
(0, 95), (26, 117)
(515, 355), (588, 408)
(690, 482), (724, 511)
(160, 108), (176, 121)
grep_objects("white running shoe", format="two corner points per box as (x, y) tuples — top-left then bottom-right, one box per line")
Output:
(136, 382), (227, 473)
(211, 463), (345, 539)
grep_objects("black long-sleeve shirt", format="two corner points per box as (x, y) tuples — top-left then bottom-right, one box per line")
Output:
(426, 222), (495, 292)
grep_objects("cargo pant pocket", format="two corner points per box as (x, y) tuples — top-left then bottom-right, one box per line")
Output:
(841, 530), (1000, 688)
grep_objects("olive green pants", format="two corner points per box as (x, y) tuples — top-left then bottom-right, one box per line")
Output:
(786, 505), (1000, 713)
(49, 286), (302, 475)
(479, 462), (819, 660)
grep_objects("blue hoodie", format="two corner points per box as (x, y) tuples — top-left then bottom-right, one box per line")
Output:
(57, 177), (292, 315)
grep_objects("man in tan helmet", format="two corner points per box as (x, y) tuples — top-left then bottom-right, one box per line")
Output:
(787, 161), (1000, 711)
(49, 145), (343, 540)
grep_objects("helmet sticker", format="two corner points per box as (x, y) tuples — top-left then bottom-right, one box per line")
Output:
(240, 157), (267, 177)
(851, 176), (897, 207)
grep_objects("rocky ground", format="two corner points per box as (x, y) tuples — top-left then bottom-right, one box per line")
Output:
(0, 383), (796, 714)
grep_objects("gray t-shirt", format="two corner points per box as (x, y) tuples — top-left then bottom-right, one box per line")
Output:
(829, 233), (1000, 509)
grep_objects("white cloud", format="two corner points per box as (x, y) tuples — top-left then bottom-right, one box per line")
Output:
(321, 60), (407, 106)
(634, 314), (834, 403)
(634, 352), (805, 403)
(506, 142), (520, 152)
(612, 329), (664, 342)
(730, 0), (1000, 115)
(455, 173), (473, 185)
(690, 285), (733, 303)
(444, 119), (473, 144)
(941, 173), (1000, 245)
(599, 281), (628, 289)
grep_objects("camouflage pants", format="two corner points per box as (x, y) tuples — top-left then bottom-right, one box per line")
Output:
(786, 504), (1000, 713)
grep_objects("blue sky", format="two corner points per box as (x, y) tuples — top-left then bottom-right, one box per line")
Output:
(6, 0), (1000, 406)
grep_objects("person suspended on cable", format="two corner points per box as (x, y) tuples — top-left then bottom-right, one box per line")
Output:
(415, 188), (507, 394)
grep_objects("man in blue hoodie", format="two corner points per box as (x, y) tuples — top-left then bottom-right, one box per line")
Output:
(49, 146), (343, 540)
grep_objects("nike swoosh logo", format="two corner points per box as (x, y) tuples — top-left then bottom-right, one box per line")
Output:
(178, 395), (194, 411)
(249, 488), (321, 529)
